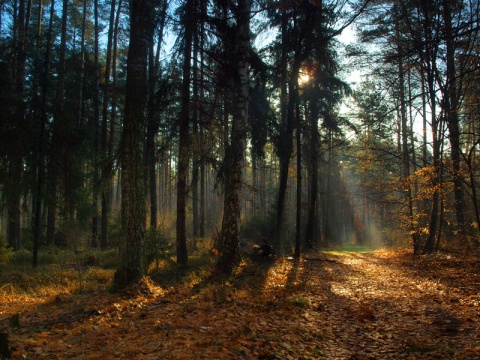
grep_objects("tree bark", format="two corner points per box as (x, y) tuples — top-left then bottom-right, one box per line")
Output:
(114, 0), (153, 289)
(7, 0), (29, 251)
(295, 96), (301, 257)
(99, 0), (117, 250)
(91, 0), (100, 248)
(305, 89), (318, 249)
(176, 0), (195, 266)
(46, 0), (68, 251)
(33, 0), (47, 266)
(216, 0), (251, 273)
(442, 0), (468, 242)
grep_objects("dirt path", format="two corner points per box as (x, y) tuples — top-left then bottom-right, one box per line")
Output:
(313, 251), (480, 359)
(5, 250), (480, 359)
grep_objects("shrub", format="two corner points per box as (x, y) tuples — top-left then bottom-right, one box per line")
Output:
(145, 226), (174, 269)
(107, 211), (122, 248)
(240, 212), (275, 243)
(0, 235), (13, 267)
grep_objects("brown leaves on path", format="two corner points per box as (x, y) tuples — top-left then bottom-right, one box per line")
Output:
(2, 250), (480, 359)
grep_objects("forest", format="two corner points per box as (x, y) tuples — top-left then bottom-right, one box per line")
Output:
(0, 0), (479, 358)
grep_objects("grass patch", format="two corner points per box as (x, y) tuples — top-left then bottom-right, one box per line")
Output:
(321, 243), (374, 254)
(0, 248), (118, 305)
(287, 296), (309, 308)
(148, 251), (214, 290)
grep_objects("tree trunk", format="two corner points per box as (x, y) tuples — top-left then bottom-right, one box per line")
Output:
(91, 0), (100, 248)
(109, 0), (123, 218)
(274, 10), (290, 254)
(216, 0), (251, 273)
(398, 46), (420, 254)
(146, 32), (157, 230)
(198, 0), (207, 240)
(295, 111), (301, 258)
(424, 72), (441, 253)
(99, 0), (116, 250)
(145, 0), (167, 231)
(192, 9), (200, 243)
(275, 62), (300, 254)
(46, 0), (68, 251)
(78, 0), (86, 127)
(305, 91), (318, 249)
(176, 0), (195, 266)
(114, 0), (153, 289)
(33, 0), (47, 266)
(7, 0), (29, 251)
(443, 0), (468, 242)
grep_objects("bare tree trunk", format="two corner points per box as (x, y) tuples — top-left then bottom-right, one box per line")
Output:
(424, 74), (441, 253)
(99, 0), (117, 250)
(77, 0), (86, 127)
(176, 0), (194, 266)
(109, 0), (123, 217)
(7, 0), (29, 251)
(274, 10), (291, 254)
(216, 0), (251, 273)
(114, 0), (153, 289)
(421, 68), (427, 168)
(192, 5), (200, 243)
(33, 0), (45, 266)
(305, 93), (318, 249)
(145, 0), (167, 232)
(276, 61), (300, 254)
(295, 105), (301, 258)
(399, 57), (420, 254)
(46, 0), (68, 251)
(91, 0), (100, 248)
(442, 0), (468, 243)
(146, 31), (157, 229)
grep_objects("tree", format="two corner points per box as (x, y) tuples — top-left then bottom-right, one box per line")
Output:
(176, 0), (195, 266)
(215, 0), (251, 273)
(114, 0), (154, 288)
(100, 0), (118, 251)
(145, 0), (168, 233)
(6, 0), (30, 251)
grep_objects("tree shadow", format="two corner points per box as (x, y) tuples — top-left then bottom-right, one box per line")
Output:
(230, 256), (277, 296)
(287, 250), (475, 358)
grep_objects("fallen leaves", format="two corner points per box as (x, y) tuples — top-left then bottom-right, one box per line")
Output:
(1, 250), (480, 359)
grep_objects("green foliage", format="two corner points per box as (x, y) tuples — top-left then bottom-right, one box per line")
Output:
(92, 249), (118, 269)
(240, 213), (275, 242)
(287, 296), (309, 308)
(144, 227), (174, 269)
(52, 222), (91, 250)
(107, 211), (122, 248)
(0, 235), (14, 267)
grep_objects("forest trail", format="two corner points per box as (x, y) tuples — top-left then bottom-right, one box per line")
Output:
(3, 250), (480, 359)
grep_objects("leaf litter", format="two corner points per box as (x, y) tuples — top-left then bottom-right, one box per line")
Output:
(1, 249), (479, 359)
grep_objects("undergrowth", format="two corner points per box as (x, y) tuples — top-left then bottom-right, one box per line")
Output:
(0, 237), (217, 309)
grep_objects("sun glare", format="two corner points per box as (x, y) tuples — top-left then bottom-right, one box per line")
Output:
(299, 73), (310, 85)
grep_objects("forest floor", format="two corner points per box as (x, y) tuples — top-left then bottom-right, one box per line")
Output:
(1, 247), (480, 359)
